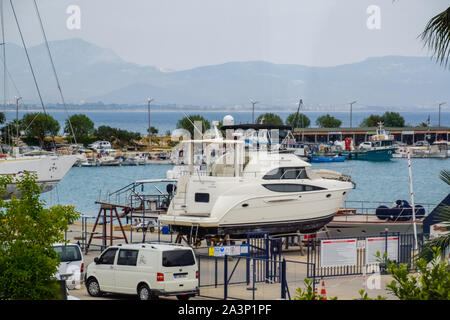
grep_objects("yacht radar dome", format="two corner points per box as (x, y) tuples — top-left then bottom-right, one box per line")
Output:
(223, 115), (234, 126)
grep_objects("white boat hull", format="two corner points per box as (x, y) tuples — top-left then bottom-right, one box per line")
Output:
(161, 176), (353, 237)
(0, 155), (77, 199)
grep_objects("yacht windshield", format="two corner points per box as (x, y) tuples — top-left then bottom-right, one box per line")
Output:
(263, 167), (307, 180)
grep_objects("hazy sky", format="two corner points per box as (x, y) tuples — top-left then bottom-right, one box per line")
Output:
(1, 0), (449, 70)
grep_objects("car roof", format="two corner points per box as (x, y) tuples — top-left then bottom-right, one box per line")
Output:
(53, 242), (80, 247)
(111, 243), (192, 251)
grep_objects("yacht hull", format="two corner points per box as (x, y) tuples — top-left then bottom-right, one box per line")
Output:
(0, 155), (77, 199)
(170, 213), (335, 238)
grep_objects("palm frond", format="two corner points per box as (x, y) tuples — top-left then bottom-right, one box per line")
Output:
(420, 7), (450, 68)
(440, 169), (450, 186)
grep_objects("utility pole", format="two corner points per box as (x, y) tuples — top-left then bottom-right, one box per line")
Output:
(147, 98), (154, 149)
(438, 102), (446, 127)
(250, 99), (259, 124)
(349, 101), (357, 128)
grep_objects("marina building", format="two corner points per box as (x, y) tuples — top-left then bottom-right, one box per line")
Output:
(292, 126), (450, 145)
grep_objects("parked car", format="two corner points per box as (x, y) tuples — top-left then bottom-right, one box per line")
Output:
(85, 243), (199, 300)
(88, 141), (112, 150)
(414, 140), (429, 147)
(132, 220), (157, 233)
(53, 243), (84, 290)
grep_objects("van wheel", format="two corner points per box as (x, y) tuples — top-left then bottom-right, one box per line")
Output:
(138, 284), (157, 300)
(86, 278), (103, 297)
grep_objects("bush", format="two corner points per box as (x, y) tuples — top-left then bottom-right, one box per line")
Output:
(0, 173), (80, 299)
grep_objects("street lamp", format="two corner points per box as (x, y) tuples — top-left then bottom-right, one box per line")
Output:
(147, 98), (154, 148)
(250, 99), (259, 124)
(438, 102), (446, 127)
(349, 101), (357, 128)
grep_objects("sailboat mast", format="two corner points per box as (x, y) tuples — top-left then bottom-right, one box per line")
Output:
(1, 0), (6, 111)
(407, 148), (419, 252)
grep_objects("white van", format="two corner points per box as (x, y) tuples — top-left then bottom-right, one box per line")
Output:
(53, 243), (84, 290)
(85, 243), (199, 300)
(88, 141), (112, 150)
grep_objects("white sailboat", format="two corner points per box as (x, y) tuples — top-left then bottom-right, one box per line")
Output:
(0, 0), (77, 198)
(0, 152), (77, 199)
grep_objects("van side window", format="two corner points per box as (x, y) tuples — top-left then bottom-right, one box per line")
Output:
(117, 249), (139, 266)
(97, 248), (118, 265)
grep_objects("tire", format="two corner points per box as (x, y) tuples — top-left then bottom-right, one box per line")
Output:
(86, 278), (103, 297)
(149, 227), (155, 233)
(138, 284), (157, 300)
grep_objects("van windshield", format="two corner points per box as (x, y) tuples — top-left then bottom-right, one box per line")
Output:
(54, 245), (82, 262)
(162, 250), (195, 267)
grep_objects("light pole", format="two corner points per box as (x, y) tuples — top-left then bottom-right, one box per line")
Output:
(147, 98), (154, 148)
(349, 101), (357, 128)
(438, 102), (446, 127)
(15, 96), (22, 144)
(250, 99), (259, 124)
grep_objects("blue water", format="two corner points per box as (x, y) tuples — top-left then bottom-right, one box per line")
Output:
(41, 158), (449, 218)
(4, 110), (450, 136)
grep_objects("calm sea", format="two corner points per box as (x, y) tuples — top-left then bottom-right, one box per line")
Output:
(4, 110), (450, 136)
(41, 159), (449, 218)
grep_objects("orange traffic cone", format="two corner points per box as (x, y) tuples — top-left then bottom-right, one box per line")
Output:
(320, 280), (327, 300)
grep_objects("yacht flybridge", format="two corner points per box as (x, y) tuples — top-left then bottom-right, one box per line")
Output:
(159, 134), (355, 240)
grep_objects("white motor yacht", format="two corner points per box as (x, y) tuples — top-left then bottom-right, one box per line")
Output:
(159, 137), (354, 240)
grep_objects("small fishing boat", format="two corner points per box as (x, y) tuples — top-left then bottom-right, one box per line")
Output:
(338, 123), (397, 161)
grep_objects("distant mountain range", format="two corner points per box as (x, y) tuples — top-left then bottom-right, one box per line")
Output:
(3, 38), (449, 109)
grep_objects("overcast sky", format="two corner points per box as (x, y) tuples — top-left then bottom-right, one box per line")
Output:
(1, 0), (449, 71)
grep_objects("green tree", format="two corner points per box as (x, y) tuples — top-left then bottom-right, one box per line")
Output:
(385, 248), (450, 300)
(0, 173), (80, 299)
(381, 112), (405, 127)
(95, 126), (141, 148)
(286, 113), (310, 128)
(147, 126), (159, 135)
(421, 6), (450, 68)
(22, 113), (60, 147)
(316, 114), (342, 128)
(176, 115), (210, 138)
(64, 114), (95, 145)
(0, 112), (5, 125)
(255, 113), (283, 125)
(360, 114), (384, 127)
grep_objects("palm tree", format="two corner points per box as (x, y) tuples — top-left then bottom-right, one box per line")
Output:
(420, 6), (450, 68)
(418, 170), (450, 262)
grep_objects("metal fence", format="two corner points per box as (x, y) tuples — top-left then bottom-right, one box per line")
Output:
(194, 249), (315, 300)
(306, 232), (424, 278)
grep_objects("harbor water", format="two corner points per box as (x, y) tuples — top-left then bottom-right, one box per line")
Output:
(41, 158), (449, 218)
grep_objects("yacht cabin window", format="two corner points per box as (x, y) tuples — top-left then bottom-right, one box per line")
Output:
(195, 193), (210, 203)
(262, 184), (325, 193)
(263, 167), (307, 180)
